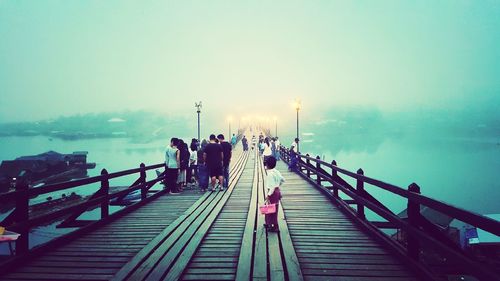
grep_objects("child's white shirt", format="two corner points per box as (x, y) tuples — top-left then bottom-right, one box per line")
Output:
(266, 168), (285, 196)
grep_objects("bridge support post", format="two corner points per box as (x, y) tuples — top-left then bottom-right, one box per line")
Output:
(100, 169), (109, 219)
(407, 183), (421, 260)
(15, 181), (29, 255)
(316, 156), (321, 185)
(306, 154), (311, 178)
(356, 169), (365, 220)
(331, 160), (338, 198)
(140, 163), (147, 200)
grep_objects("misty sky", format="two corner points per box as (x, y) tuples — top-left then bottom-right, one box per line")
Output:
(1, 1), (499, 122)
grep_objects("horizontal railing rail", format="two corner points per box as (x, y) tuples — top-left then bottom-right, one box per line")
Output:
(0, 162), (166, 256)
(279, 146), (500, 281)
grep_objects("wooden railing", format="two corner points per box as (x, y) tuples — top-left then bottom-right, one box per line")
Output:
(0, 162), (166, 256)
(279, 146), (500, 281)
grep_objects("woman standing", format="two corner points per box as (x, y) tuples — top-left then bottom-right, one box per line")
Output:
(265, 156), (284, 232)
(262, 137), (273, 167)
(178, 139), (189, 190)
(165, 138), (180, 194)
(188, 139), (198, 187)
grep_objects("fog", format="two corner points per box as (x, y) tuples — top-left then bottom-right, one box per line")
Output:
(1, 1), (499, 127)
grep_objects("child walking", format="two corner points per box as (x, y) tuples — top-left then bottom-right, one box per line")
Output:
(265, 156), (285, 232)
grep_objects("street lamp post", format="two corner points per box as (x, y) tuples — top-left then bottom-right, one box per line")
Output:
(195, 101), (202, 143)
(227, 116), (232, 138)
(273, 116), (278, 137)
(294, 99), (301, 152)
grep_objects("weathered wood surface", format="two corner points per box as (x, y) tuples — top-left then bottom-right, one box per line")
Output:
(180, 152), (255, 281)
(109, 147), (249, 280)
(276, 161), (421, 281)
(0, 191), (202, 281)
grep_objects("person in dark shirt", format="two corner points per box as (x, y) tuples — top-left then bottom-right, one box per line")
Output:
(197, 140), (209, 192)
(242, 135), (248, 151)
(218, 134), (232, 191)
(203, 134), (224, 191)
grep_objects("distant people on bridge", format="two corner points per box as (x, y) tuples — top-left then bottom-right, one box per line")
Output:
(288, 138), (300, 172)
(242, 135), (248, 151)
(231, 134), (237, 147)
(262, 137), (272, 167)
(251, 135), (256, 150)
(265, 156), (284, 232)
(258, 139), (265, 155)
(178, 139), (189, 190)
(218, 134), (232, 191)
(197, 140), (209, 192)
(188, 139), (198, 188)
(204, 134), (224, 192)
(165, 137), (181, 194)
(274, 137), (281, 160)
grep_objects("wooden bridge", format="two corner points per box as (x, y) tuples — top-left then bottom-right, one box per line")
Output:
(1, 135), (499, 281)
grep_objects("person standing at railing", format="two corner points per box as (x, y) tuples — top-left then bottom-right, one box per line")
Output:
(288, 138), (299, 171)
(165, 137), (181, 194)
(265, 156), (284, 232)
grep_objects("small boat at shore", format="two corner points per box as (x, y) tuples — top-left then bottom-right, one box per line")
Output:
(0, 151), (96, 193)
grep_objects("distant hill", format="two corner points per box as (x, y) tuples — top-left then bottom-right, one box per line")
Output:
(0, 111), (189, 142)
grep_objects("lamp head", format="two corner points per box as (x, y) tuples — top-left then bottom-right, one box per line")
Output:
(293, 99), (301, 110)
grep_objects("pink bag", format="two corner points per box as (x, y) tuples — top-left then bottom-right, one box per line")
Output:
(259, 203), (276, 215)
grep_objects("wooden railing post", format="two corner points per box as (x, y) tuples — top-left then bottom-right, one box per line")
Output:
(316, 155), (321, 185)
(407, 183), (421, 260)
(140, 163), (147, 200)
(331, 160), (338, 198)
(356, 168), (365, 220)
(15, 181), (29, 255)
(100, 169), (109, 219)
(306, 154), (311, 178)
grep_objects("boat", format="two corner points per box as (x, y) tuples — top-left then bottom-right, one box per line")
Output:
(0, 151), (96, 193)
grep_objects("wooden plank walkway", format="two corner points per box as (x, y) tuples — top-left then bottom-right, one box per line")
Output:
(276, 161), (421, 281)
(0, 191), (202, 281)
(179, 151), (255, 280)
(109, 147), (250, 280)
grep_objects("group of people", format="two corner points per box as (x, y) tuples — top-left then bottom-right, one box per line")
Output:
(164, 138), (199, 194)
(163, 131), (295, 233)
(164, 134), (234, 194)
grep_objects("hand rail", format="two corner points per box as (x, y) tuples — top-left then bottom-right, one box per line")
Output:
(281, 147), (500, 236)
(0, 161), (166, 256)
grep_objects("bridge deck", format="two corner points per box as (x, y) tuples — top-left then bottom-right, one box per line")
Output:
(0, 145), (422, 281)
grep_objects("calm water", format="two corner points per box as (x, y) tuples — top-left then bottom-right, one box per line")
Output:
(284, 131), (500, 216)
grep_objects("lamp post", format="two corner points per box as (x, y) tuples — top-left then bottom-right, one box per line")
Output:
(195, 101), (202, 143)
(294, 99), (301, 152)
(227, 116), (232, 138)
(273, 116), (278, 137)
